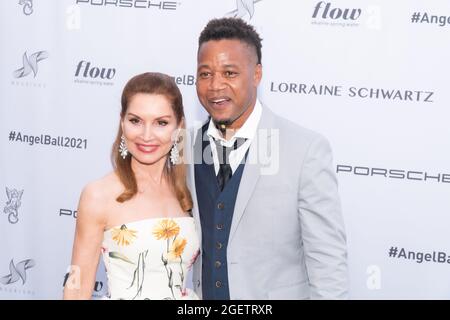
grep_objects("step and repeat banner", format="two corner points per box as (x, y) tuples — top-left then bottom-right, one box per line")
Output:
(1, 0), (449, 299)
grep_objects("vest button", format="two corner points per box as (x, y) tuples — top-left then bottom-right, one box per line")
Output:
(216, 223), (224, 230)
(215, 261), (222, 268)
(216, 242), (223, 250)
(217, 202), (225, 210)
(215, 280), (222, 288)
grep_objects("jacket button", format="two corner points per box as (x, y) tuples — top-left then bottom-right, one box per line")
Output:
(215, 261), (222, 268)
(215, 281), (222, 288)
(216, 223), (224, 230)
(217, 202), (225, 210)
(216, 242), (223, 250)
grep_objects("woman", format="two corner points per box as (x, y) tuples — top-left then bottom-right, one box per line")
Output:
(63, 72), (200, 300)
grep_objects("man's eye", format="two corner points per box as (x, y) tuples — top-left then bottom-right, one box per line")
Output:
(225, 71), (237, 77)
(199, 72), (211, 78)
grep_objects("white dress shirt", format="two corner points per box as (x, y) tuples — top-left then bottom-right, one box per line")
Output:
(207, 100), (262, 175)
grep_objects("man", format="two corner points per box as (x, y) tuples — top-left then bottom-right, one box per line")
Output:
(187, 17), (349, 299)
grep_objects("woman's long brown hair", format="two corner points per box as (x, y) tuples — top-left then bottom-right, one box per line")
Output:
(111, 72), (192, 212)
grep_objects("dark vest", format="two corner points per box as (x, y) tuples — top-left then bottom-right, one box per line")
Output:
(194, 123), (246, 300)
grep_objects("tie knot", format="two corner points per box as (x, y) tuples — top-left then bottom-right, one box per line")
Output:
(214, 137), (246, 165)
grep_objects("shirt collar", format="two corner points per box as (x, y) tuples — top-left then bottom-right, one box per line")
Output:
(207, 99), (262, 146)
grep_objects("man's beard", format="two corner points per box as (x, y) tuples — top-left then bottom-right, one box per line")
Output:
(211, 108), (245, 134)
(210, 101), (252, 134)
(213, 119), (233, 134)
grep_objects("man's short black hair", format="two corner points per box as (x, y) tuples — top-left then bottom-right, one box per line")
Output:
(198, 17), (262, 64)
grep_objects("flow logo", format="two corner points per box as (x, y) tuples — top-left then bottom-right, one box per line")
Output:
(63, 272), (104, 292)
(13, 51), (49, 78)
(75, 60), (116, 80)
(312, 1), (362, 21)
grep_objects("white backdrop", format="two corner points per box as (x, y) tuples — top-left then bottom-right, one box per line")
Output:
(1, 0), (449, 299)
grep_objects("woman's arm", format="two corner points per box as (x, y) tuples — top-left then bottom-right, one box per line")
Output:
(63, 183), (107, 300)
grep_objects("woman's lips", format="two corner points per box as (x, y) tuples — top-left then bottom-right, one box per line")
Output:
(136, 143), (159, 154)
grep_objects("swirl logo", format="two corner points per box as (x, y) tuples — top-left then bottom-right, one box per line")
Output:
(226, 0), (262, 20)
(13, 51), (49, 78)
(0, 259), (35, 285)
(19, 0), (33, 16)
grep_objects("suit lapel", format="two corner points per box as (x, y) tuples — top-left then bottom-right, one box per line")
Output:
(229, 106), (275, 243)
(189, 124), (204, 244)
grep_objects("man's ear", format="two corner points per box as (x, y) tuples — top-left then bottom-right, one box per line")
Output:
(254, 63), (262, 87)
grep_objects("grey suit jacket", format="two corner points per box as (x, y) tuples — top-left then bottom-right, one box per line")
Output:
(186, 105), (349, 299)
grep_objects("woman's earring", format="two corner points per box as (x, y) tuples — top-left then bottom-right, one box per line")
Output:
(170, 142), (180, 165)
(170, 131), (181, 165)
(119, 135), (128, 159)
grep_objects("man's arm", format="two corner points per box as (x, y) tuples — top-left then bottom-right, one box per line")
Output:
(298, 134), (349, 299)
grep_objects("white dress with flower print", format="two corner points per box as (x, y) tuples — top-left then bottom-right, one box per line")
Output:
(102, 216), (200, 300)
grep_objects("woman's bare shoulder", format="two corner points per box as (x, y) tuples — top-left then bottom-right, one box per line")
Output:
(82, 172), (118, 197)
(78, 172), (123, 223)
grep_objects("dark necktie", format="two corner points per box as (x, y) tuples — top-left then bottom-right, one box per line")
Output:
(214, 138), (246, 192)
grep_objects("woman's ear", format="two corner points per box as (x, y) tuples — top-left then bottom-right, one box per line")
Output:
(179, 117), (185, 129)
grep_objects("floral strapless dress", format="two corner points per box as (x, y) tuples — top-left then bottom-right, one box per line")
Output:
(101, 216), (200, 300)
